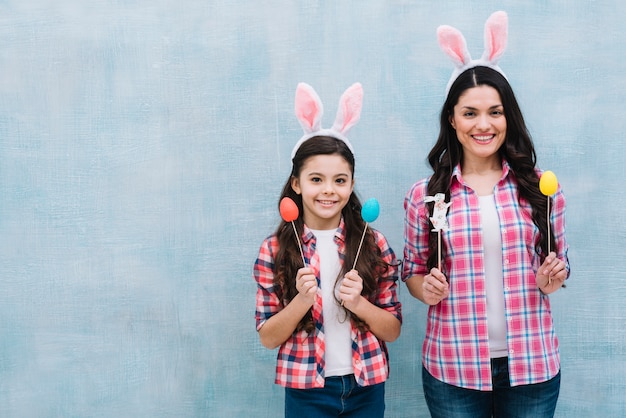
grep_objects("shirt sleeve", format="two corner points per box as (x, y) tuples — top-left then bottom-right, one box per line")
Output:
(372, 229), (402, 323)
(253, 236), (283, 331)
(402, 179), (431, 281)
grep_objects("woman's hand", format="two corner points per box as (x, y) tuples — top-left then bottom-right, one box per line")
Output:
(296, 267), (318, 306)
(339, 269), (364, 311)
(422, 268), (449, 305)
(536, 252), (567, 294)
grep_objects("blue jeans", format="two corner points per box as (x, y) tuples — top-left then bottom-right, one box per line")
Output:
(422, 358), (560, 418)
(284, 374), (385, 417)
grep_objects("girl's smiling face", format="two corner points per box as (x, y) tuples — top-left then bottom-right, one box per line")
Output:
(450, 85), (507, 165)
(291, 153), (354, 230)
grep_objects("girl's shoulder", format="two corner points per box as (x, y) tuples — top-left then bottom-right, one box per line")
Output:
(368, 227), (396, 257)
(369, 227), (389, 243)
(259, 233), (280, 255)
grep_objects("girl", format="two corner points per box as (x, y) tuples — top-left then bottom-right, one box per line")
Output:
(254, 82), (402, 418)
(403, 12), (569, 418)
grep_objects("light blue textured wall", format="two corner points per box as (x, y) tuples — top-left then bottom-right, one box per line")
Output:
(0, 1), (623, 417)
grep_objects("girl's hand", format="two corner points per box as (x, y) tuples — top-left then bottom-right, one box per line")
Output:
(536, 252), (567, 294)
(423, 268), (449, 305)
(339, 269), (364, 311)
(296, 267), (317, 306)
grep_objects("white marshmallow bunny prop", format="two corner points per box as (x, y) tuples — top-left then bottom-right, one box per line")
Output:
(437, 11), (508, 96)
(291, 82), (363, 159)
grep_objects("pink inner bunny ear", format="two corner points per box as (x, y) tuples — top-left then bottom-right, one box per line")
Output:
(437, 25), (471, 68)
(483, 11), (508, 63)
(332, 82), (363, 135)
(294, 83), (323, 133)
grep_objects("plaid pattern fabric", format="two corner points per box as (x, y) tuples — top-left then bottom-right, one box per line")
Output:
(255, 218), (402, 389)
(403, 161), (569, 391)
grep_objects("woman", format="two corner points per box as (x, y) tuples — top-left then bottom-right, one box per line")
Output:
(403, 12), (570, 418)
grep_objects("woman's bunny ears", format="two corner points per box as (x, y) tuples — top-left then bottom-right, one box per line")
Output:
(291, 82), (363, 159)
(437, 11), (508, 96)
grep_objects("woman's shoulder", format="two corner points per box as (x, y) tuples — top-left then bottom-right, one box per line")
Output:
(405, 177), (431, 206)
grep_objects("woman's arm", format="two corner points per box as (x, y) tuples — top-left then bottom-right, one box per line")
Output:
(405, 268), (449, 305)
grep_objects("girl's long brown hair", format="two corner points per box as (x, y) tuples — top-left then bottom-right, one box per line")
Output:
(273, 136), (390, 332)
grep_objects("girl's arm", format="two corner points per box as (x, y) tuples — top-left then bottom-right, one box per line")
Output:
(340, 231), (403, 342)
(257, 267), (317, 349)
(258, 293), (312, 349)
(340, 271), (401, 342)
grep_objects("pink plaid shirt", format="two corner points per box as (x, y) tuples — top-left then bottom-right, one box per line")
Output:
(403, 162), (569, 391)
(254, 218), (402, 389)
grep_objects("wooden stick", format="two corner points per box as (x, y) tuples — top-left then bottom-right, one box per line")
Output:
(291, 221), (306, 267)
(437, 230), (442, 271)
(547, 196), (551, 285)
(352, 223), (369, 270)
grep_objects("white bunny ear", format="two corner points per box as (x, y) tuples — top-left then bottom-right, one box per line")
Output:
(437, 25), (472, 69)
(294, 82), (323, 134)
(482, 11), (508, 64)
(331, 82), (363, 135)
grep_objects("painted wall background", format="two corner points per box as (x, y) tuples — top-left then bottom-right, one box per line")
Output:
(0, 0), (623, 417)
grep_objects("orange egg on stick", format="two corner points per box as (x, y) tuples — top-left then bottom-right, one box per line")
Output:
(279, 197), (306, 266)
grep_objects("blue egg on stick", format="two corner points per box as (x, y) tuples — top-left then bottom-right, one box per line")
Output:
(361, 198), (380, 223)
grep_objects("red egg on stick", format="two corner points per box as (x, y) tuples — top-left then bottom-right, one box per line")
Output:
(279, 197), (306, 266)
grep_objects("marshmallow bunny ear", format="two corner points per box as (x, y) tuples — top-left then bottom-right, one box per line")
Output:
(437, 25), (472, 69)
(331, 82), (363, 135)
(482, 11), (508, 64)
(294, 82), (323, 134)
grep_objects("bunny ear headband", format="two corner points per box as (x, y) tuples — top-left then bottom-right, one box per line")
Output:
(437, 11), (508, 96)
(291, 82), (363, 159)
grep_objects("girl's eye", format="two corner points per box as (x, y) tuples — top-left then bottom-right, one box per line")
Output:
(311, 177), (322, 183)
(336, 178), (346, 184)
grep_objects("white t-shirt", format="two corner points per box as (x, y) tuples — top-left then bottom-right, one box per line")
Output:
(478, 195), (508, 358)
(311, 229), (353, 377)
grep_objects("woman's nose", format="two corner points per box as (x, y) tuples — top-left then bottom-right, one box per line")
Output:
(476, 114), (490, 130)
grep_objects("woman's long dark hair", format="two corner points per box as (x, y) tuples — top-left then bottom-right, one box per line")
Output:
(273, 136), (389, 332)
(426, 66), (555, 270)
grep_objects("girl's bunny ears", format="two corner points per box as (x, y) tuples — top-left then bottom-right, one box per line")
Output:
(437, 11), (508, 96)
(291, 82), (363, 159)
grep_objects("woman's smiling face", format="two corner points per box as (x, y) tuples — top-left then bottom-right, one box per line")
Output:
(450, 84), (507, 164)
